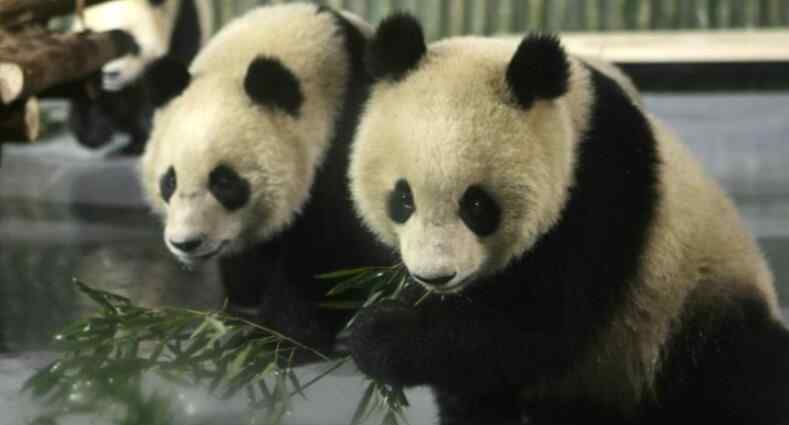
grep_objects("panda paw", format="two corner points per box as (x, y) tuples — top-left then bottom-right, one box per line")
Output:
(346, 300), (421, 385)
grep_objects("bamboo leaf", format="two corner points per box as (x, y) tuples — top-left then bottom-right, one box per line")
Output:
(28, 266), (414, 425)
(74, 279), (130, 312)
(288, 369), (306, 399)
(318, 300), (365, 310)
(258, 379), (273, 403)
(382, 411), (400, 425)
(326, 271), (386, 296)
(226, 344), (253, 381)
(265, 373), (290, 424)
(350, 382), (376, 425)
(316, 267), (382, 280)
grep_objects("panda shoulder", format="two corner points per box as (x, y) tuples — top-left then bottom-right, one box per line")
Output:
(576, 55), (642, 108)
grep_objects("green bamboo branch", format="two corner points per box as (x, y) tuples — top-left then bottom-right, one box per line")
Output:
(22, 265), (418, 425)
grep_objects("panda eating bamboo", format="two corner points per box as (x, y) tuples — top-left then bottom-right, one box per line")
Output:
(345, 13), (789, 425)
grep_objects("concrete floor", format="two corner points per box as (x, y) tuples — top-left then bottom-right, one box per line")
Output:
(1, 94), (788, 424)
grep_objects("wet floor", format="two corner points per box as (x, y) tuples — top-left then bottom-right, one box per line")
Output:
(1, 95), (788, 424)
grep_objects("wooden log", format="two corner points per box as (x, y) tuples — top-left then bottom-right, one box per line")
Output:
(0, 96), (39, 142)
(0, 0), (113, 30)
(0, 29), (137, 105)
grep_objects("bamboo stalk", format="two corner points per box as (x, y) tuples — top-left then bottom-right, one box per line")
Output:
(599, 0), (612, 30)
(731, 0), (746, 27)
(540, 0), (557, 31)
(510, 0), (529, 32)
(623, 0), (641, 29)
(649, 0), (668, 29)
(758, 0), (772, 26)
(388, 0), (404, 12)
(417, 0), (437, 40)
(709, 0), (722, 28)
(438, 0), (451, 36)
(483, 0), (500, 34)
(461, 0), (474, 34)
(679, 0), (702, 28)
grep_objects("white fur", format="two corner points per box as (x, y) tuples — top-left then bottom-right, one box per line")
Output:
(349, 35), (779, 406)
(141, 3), (367, 263)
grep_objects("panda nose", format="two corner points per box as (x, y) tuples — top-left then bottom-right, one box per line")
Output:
(171, 237), (203, 253)
(413, 273), (456, 287)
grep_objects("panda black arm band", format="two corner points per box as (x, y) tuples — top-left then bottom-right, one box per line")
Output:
(350, 298), (544, 390)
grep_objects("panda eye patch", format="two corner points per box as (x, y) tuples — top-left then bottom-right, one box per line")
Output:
(387, 179), (415, 224)
(459, 185), (501, 237)
(209, 165), (250, 211)
(160, 166), (176, 203)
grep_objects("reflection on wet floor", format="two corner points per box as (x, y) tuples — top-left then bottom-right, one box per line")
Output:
(1, 96), (788, 424)
(0, 201), (222, 352)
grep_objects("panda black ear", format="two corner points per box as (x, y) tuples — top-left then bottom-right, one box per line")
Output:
(366, 13), (426, 81)
(244, 56), (304, 116)
(147, 57), (191, 107)
(506, 34), (570, 109)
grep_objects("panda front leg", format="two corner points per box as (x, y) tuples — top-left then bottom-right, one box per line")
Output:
(260, 277), (343, 362)
(651, 297), (789, 424)
(346, 299), (534, 423)
(434, 389), (525, 425)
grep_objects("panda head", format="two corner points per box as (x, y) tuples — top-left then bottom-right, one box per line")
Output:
(79, 0), (171, 91)
(141, 56), (313, 264)
(350, 14), (576, 293)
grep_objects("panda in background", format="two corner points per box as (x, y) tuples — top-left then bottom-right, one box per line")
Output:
(68, 0), (212, 156)
(346, 14), (789, 425)
(140, 3), (392, 358)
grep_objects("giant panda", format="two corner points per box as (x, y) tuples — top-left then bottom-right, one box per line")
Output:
(345, 14), (789, 425)
(68, 0), (212, 156)
(140, 3), (392, 358)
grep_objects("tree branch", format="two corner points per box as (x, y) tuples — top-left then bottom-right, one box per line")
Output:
(0, 28), (137, 104)
(0, 0), (113, 29)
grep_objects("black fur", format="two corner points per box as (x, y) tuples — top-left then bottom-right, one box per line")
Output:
(644, 288), (789, 425)
(218, 9), (393, 360)
(506, 33), (570, 109)
(68, 0), (201, 156)
(366, 13), (426, 81)
(387, 179), (415, 224)
(243, 57), (304, 116)
(208, 164), (250, 211)
(168, 0), (201, 65)
(67, 75), (151, 155)
(159, 166), (176, 203)
(148, 57), (191, 108)
(108, 29), (141, 56)
(459, 185), (501, 237)
(348, 64), (663, 424)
